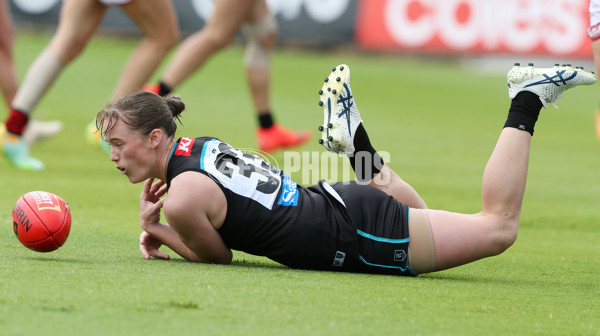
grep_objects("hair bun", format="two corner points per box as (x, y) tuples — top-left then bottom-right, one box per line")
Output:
(165, 95), (185, 118)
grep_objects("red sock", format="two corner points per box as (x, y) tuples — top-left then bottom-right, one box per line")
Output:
(5, 108), (29, 135)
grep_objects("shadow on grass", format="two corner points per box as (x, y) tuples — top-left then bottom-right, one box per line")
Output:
(19, 254), (91, 264)
(230, 259), (288, 270)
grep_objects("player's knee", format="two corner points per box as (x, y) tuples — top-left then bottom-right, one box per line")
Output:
(55, 35), (88, 63)
(161, 28), (180, 50)
(149, 28), (180, 53)
(201, 24), (237, 51)
(243, 14), (278, 67)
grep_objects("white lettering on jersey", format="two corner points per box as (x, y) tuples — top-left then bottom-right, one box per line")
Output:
(200, 139), (282, 209)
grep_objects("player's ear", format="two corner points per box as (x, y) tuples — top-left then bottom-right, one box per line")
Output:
(147, 128), (163, 148)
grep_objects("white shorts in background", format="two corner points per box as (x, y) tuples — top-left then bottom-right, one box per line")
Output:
(99, 0), (134, 6)
(589, 0), (600, 40)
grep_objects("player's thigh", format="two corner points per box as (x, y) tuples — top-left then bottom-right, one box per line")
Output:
(206, 0), (255, 40)
(48, 0), (107, 60)
(121, 0), (179, 42)
(248, 0), (270, 22)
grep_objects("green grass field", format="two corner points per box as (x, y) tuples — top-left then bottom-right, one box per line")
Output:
(1, 32), (599, 335)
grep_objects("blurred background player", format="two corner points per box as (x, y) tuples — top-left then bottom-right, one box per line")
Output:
(588, 0), (600, 141)
(143, 0), (310, 153)
(0, 0), (62, 147)
(2, 0), (179, 170)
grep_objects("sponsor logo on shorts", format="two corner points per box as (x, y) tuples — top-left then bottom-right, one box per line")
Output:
(332, 251), (346, 267)
(174, 137), (195, 156)
(394, 249), (407, 262)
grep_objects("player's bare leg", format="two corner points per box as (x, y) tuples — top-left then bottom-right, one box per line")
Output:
(111, 0), (178, 102)
(0, 0), (64, 148)
(160, 0), (252, 89)
(319, 63), (596, 273)
(426, 64), (596, 272)
(244, 0), (310, 152)
(0, 0), (16, 109)
(3, 0), (105, 170)
(86, 0), (178, 153)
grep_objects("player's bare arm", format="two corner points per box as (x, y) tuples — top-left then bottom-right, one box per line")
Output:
(139, 178), (198, 261)
(164, 171), (232, 264)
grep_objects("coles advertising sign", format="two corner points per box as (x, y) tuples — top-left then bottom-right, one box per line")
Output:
(356, 0), (593, 58)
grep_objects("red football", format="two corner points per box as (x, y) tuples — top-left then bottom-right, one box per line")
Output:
(12, 191), (71, 252)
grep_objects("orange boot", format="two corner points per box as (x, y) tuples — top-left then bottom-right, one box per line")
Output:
(141, 82), (161, 95)
(257, 123), (311, 152)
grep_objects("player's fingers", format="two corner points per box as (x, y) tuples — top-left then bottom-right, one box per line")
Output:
(139, 242), (151, 260)
(149, 180), (165, 194)
(152, 198), (166, 210)
(141, 178), (154, 196)
(150, 249), (170, 260)
(139, 232), (151, 259)
(155, 184), (168, 198)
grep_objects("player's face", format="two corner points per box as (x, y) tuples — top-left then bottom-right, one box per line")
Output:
(104, 118), (155, 183)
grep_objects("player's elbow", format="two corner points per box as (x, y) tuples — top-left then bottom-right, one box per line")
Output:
(489, 215), (519, 256)
(189, 250), (232, 265)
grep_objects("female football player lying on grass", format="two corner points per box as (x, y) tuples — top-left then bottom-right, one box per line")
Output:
(96, 63), (596, 275)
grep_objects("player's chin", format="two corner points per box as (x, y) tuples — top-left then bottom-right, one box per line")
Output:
(127, 174), (145, 184)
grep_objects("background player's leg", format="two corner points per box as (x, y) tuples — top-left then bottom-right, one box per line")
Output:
(0, 0), (16, 108)
(0, 0), (63, 146)
(3, 0), (106, 170)
(11, 0), (106, 119)
(112, 0), (179, 102)
(245, 0), (310, 152)
(244, 0), (275, 116)
(159, 0), (253, 89)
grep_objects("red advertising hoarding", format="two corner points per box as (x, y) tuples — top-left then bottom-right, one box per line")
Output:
(356, 0), (593, 59)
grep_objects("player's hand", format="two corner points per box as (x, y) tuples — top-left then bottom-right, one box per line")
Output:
(139, 231), (170, 260)
(140, 178), (167, 230)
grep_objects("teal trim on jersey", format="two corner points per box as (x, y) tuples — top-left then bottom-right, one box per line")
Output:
(356, 229), (410, 244)
(359, 255), (408, 271)
(199, 140), (210, 170)
(167, 141), (177, 163)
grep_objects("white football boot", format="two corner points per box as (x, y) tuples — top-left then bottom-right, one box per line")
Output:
(23, 119), (63, 145)
(507, 63), (597, 108)
(318, 64), (362, 155)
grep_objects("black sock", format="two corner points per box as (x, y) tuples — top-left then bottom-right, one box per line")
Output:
(348, 123), (384, 182)
(258, 111), (274, 129)
(158, 81), (172, 97)
(504, 91), (543, 135)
